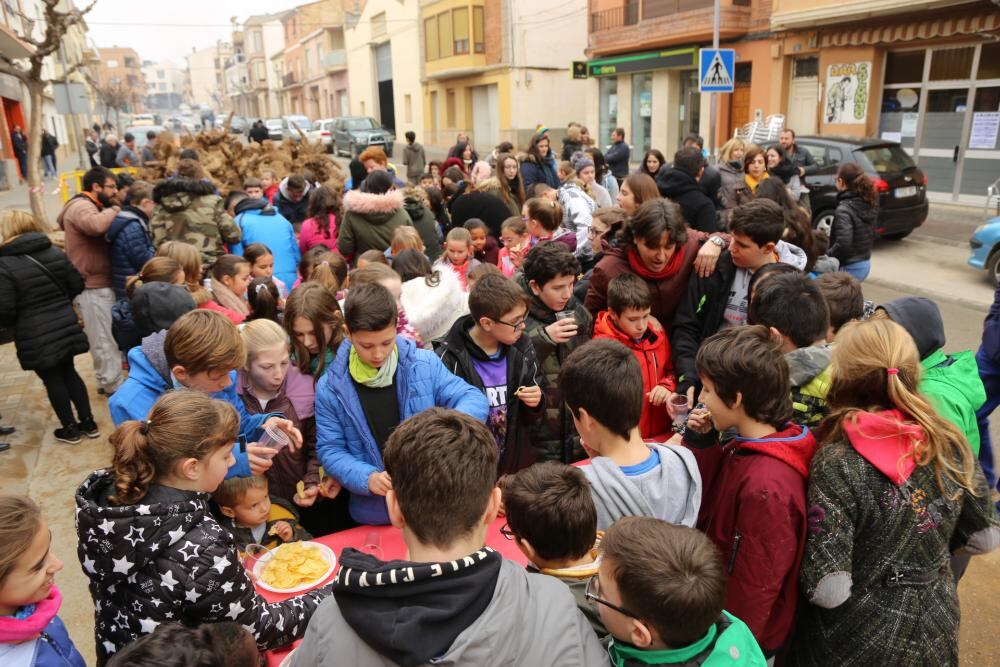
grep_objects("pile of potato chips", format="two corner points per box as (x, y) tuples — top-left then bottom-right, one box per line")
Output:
(260, 542), (330, 590)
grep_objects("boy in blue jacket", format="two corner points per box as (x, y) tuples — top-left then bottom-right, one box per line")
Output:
(229, 190), (301, 288)
(110, 309), (301, 479)
(315, 282), (489, 525)
(106, 180), (155, 299)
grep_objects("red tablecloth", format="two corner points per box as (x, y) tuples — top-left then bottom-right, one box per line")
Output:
(260, 517), (526, 666)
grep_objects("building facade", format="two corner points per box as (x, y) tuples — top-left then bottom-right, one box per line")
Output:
(142, 60), (185, 111)
(94, 46), (146, 114)
(186, 42), (232, 111)
(243, 12), (288, 119)
(277, 0), (348, 120)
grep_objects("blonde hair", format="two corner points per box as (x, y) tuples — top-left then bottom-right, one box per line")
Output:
(241, 319), (288, 362)
(719, 138), (747, 163)
(310, 251), (347, 294)
(157, 241), (210, 305)
(823, 319), (978, 497)
(213, 475), (268, 508)
(0, 495), (43, 585)
(0, 209), (49, 243)
(391, 225), (425, 254)
(446, 227), (472, 246)
(109, 391), (240, 504)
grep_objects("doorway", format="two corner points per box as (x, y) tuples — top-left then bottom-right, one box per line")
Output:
(470, 84), (498, 148)
(374, 42), (395, 132)
(679, 70), (701, 143)
(728, 63), (752, 137)
(786, 57), (818, 135)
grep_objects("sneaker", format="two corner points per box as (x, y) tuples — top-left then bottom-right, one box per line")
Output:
(54, 424), (82, 444)
(77, 418), (100, 439)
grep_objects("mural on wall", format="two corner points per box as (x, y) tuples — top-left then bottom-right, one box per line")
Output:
(824, 62), (871, 125)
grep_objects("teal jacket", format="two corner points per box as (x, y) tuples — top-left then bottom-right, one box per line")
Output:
(608, 611), (766, 666)
(921, 348), (986, 455)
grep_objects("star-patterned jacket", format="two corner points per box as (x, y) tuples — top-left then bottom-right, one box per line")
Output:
(75, 469), (332, 666)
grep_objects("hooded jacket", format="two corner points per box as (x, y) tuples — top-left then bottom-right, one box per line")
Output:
(829, 190), (877, 266)
(337, 189), (412, 259)
(75, 470), (331, 665)
(881, 296), (986, 454)
(0, 233), (89, 371)
(57, 193), (118, 289)
(580, 443), (702, 531)
(400, 269), (469, 345)
(150, 179), (242, 265)
(0, 586), (85, 667)
(657, 167), (718, 233)
(402, 190), (443, 263)
(231, 198), (301, 288)
(607, 612), (766, 667)
(785, 344), (833, 427)
(437, 314), (546, 474)
(558, 182), (597, 259)
(106, 206), (155, 299)
(402, 142), (426, 181)
(520, 151), (560, 191)
(273, 177), (311, 225)
(291, 548), (607, 667)
(449, 191), (512, 239)
(593, 310), (676, 440)
(315, 335), (489, 525)
(684, 423), (817, 654)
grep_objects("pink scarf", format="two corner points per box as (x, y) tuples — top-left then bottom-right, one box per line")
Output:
(0, 586), (61, 643)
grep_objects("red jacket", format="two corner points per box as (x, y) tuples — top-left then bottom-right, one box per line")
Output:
(683, 423), (817, 654)
(593, 310), (676, 440)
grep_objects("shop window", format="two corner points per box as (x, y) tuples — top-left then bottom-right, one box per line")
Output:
(453, 7), (469, 55)
(792, 57), (818, 79)
(978, 43), (1000, 80)
(446, 88), (456, 127)
(473, 7), (484, 54)
(439, 13), (453, 58)
(631, 73), (652, 154)
(974, 86), (1000, 113)
(425, 17), (439, 60)
(599, 77), (618, 147)
(735, 62), (752, 84)
(929, 47), (974, 81)
(884, 51), (924, 85)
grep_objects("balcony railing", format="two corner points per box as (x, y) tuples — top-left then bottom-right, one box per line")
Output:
(321, 50), (347, 69)
(591, 1), (638, 32)
(282, 71), (296, 87)
(591, 0), (717, 32)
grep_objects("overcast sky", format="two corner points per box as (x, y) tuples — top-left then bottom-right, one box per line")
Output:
(83, 0), (302, 65)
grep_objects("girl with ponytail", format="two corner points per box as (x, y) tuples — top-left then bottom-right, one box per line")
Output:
(75, 391), (332, 664)
(792, 318), (999, 666)
(246, 277), (280, 323)
(829, 162), (878, 281)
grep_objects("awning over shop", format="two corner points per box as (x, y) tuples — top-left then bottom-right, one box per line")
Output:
(819, 12), (999, 47)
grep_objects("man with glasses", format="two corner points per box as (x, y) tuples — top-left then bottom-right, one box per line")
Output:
(438, 272), (544, 475)
(57, 166), (125, 395)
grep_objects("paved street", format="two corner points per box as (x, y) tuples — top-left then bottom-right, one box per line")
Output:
(2, 186), (999, 665)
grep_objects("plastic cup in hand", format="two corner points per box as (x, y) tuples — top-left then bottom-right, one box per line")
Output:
(258, 424), (290, 459)
(242, 543), (270, 584)
(555, 310), (576, 322)
(362, 531), (383, 560)
(669, 394), (690, 430)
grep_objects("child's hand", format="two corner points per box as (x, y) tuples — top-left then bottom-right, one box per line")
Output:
(246, 445), (274, 475)
(318, 476), (342, 499)
(515, 385), (542, 408)
(368, 471), (392, 496)
(263, 417), (303, 451)
(293, 484), (319, 507)
(686, 408), (713, 434)
(272, 521), (294, 542)
(647, 386), (671, 407)
(545, 318), (578, 344)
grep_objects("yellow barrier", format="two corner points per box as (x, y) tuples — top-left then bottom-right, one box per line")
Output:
(59, 167), (140, 203)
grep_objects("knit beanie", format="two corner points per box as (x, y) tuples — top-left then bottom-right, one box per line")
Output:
(570, 151), (594, 173)
(533, 124), (549, 141)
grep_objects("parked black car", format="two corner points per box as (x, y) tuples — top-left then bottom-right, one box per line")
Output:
(331, 116), (395, 158)
(763, 136), (928, 240)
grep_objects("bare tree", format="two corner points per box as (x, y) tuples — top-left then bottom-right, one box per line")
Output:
(93, 77), (140, 130)
(0, 0), (96, 223)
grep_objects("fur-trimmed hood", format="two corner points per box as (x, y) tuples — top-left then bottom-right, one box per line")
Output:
(400, 268), (469, 343)
(344, 188), (404, 219)
(152, 178), (218, 212)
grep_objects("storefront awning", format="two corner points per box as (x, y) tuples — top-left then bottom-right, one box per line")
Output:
(819, 12), (999, 47)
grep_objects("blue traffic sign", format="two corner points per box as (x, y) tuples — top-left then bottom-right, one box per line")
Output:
(699, 48), (735, 93)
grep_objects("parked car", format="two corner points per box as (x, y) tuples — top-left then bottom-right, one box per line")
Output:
(129, 113), (156, 127)
(308, 119), (335, 152)
(762, 136), (928, 240)
(126, 126), (165, 148)
(281, 115), (312, 141)
(331, 116), (395, 158)
(227, 115), (249, 134)
(265, 119), (283, 141)
(969, 216), (1000, 284)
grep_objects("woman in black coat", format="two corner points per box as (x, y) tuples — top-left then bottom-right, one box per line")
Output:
(830, 162), (878, 282)
(0, 211), (94, 444)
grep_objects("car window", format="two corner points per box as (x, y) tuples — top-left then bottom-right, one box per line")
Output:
(857, 144), (916, 174)
(346, 118), (376, 130)
(798, 143), (828, 168)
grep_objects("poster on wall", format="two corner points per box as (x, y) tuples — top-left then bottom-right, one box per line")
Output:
(970, 112), (1000, 150)
(824, 62), (871, 125)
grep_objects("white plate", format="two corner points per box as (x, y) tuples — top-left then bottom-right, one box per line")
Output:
(254, 541), (337, 594)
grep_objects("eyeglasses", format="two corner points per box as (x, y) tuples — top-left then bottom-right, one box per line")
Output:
(585, 575), (642, 620)
(495, 317), (527, 330)
(587, 227), (608, 239)
(499, 523), (515, 540)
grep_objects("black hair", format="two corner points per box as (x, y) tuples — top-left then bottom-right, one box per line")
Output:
(82, 166), (114, 192)
(749, 272), (830, 348)
(123, 132), (135, 142)
(106, 622), (258, 667)
(625, 198), (689, 249)
(349, 158), (367, 191)
(522, 241), (580, 289)
(673, 146), (705, 179)
(560, 340), (644, 439)
(747, 262), (800, 316)
(463, 218), (488, 233)
(683, 133), (704, 149)
(361, 170), (394, 195)
(344, 282), (397, 332)
(728, 199), (785, 247)
(116, 171), (135, 189)
(247, 277), (280, 323)
(607, 272), (652, 313)
(224, 190), (247, 211)
(146, 130), (157, 140)
(405, 131), (416, 142)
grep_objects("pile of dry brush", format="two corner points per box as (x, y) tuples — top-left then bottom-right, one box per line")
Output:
(138, 120), (344, 195)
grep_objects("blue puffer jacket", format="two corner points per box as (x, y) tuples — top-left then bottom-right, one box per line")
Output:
(109, 331), (281, 478)
(230, 199), (301, 288)
(520, 152), (560, 192)
(106, 206), (155, 299)
(315, 335), (489, 525)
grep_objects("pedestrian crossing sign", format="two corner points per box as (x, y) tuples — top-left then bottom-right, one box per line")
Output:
(699, 48), (735, 93)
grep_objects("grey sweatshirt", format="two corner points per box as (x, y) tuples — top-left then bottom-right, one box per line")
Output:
(581, 443), (702, 531)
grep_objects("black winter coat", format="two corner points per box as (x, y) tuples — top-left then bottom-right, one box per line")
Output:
(437, 314), (546, 475)
(403, 195), (443, 263)
(0, 232), (88, 370)
(829, 190), (877, 266)
(76, 470), (332, 666)
(99, 143), (118, 169)
(656, 167), (718, 233)
(449, 191), (512, 239)
(249, 124), (270, 144)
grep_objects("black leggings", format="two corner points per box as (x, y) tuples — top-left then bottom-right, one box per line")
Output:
(34, 358), (92, 428)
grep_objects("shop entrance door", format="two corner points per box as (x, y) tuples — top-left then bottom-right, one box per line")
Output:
(787, 57), (819, 135)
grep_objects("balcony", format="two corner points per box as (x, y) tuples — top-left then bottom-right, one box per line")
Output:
(282, 71), (296, 87)
(589, 0), (752, 55)
(321, 49), (347, 70)
(591, 1), (638, 32)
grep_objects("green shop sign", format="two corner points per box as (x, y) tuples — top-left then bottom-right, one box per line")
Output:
(586, 48), (695, 77)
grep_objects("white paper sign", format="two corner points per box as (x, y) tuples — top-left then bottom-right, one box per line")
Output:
(901, 113), (918, 137)
(970, 112), (1000, 150)
(824, 62), (871, 125)
(881, 131), (902, 143)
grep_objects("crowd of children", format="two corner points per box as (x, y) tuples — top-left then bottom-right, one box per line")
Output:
(1, 144), (998, 667)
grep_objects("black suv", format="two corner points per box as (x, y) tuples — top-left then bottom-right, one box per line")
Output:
(764, 136), (928, 240)
(331, 116), (395, 158)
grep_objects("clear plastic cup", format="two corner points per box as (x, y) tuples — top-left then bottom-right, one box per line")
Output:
(257, 424), (290, 459)
(242, 543), (270, 584)
(668, 394), (690, 430)
(555, 310), (576, 321)
(362, 531), (383, 560)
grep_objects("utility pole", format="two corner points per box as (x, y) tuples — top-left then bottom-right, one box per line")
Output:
(58, 42), (88, 170)
(709, 0), (720, 161)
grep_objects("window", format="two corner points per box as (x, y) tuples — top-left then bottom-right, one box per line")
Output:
(256, 62), (266, 83)
(797, 143), (842, 169)
(304, 49), (311, 74)
(446, 88), (456, 127)
(453, 8), (469, 55)
(251, 31), (263, 53)
(930, 47), (974, 81)
(405, 93), (412, 123)
(106, 59), (118, 68)
(159, 82), (166, 91)
(792, 57), (818, 79)
(425, 17), (439, 60)
(884, 51), (925, 85)
(438, 13), (453, 58)
(473, 7), (484, 54)
(157, 70), (165, 79)
(978, 43), (1000, 80)
(316, 45), (323, 67)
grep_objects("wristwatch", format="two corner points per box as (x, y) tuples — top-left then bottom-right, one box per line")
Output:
(707, 236), (725, 249)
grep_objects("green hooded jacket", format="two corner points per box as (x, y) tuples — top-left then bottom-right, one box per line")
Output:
(920, 348), (986, 455)
(608, 611), (766, 666)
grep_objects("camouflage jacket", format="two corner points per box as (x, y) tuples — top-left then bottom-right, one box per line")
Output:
(150, 178), (241, 264)
(785, 343), (832, 427)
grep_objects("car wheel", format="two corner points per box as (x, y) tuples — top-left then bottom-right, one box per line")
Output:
(880, 230), (912, 240)
(988, 251), (1000, 286)
(813, 210), (835, 236)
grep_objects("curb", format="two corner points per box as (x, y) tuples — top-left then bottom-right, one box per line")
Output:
(866, 275), (991, 311)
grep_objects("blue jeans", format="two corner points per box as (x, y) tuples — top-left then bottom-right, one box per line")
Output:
(975, 352), (1000, 501)
(841, 260), (871, 282)
(42, 155), (55, 178)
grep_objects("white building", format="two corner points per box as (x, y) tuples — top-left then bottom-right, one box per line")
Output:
(186, 41), (231, 111)
(143, 60), (185, 111)
(242, 12), (288, 119)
